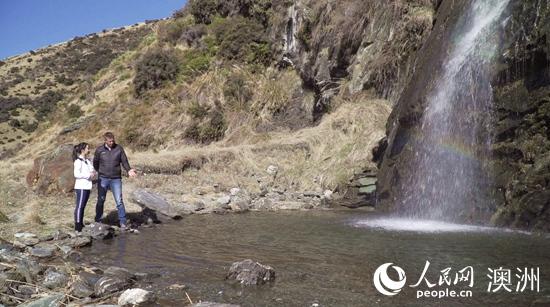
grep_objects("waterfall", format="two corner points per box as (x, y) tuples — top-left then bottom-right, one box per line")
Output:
(396, 0), (511, 222)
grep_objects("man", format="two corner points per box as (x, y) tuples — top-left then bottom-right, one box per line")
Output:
(93, 132), (137, 229)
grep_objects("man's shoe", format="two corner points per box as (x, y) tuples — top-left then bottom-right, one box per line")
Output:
(120, 224), (127, 232)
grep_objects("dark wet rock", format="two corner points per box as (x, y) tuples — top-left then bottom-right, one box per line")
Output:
(131, 189), (182, 219)
(70, 280), (94, 298)
(118, 288), (156, 306)
(18, 284), (38, 296)
(77, 270), (102, 288)
(63, 250), (83, 262)
(18, 293), (64, 307)
(94, 275), (132, 296)
(191, 302), (240, 307)
(104, 266), (135, 281)
(43, 268), (69, 289)
(226, 259), (275, 286)
(82, 223), (115, 240)
(29, 243), (57, 258)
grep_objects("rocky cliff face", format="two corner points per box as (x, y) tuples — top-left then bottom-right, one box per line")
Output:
(276, 0), (435, 116)
(378, 0), (550, 231)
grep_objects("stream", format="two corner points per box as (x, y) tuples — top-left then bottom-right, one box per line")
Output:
(84, 210), (550, 306)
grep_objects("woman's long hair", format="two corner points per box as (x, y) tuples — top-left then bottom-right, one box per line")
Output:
(72, 142), (88, 161)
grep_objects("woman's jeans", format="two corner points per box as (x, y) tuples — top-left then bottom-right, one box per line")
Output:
(95, 177), (127, 226)
(74, 189), (90, 231)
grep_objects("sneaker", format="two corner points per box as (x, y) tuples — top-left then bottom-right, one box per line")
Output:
(120, 224), (127, 232)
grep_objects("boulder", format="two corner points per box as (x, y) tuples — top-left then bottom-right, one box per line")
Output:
(43, 268), (69, 289)
(94, 276), (132, 296)
(131, 189), (182, 219)
(18, 294), (64, 307)
(70, 281), (94, 298)
(266, 165), (278, 176)
(216, 195), (231, 206)
(29, 243), (57, 258)
(82, 223), (115, 240)
(14, 233), (39, 247)
(16, 259), (43, 283)
(61, 236), (92, 248)
(26, 144), (75, 194)
(117, 288), (156, 306)
(104, 266), (134, 282)
(229, 195), (250, 213)
(226, 259), (275, 286)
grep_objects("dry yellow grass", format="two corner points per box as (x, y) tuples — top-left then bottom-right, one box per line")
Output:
(129, 96), (390, 196)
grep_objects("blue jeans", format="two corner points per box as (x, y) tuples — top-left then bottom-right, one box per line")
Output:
(95, 177), (127, 226)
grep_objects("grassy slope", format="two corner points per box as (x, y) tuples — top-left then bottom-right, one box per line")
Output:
(0, 3), (392, 237)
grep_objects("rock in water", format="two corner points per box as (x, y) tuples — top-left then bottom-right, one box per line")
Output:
(131, 189), (182, 219)
(82, 223), (114, 240)
(62, 236), (92, 248)
(94, 276), (132, 296)
(118, 288), (155, 306)
(226, 259), (275, 286)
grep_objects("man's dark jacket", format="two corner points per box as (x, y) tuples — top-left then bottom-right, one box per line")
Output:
(93, 143), (131, 179)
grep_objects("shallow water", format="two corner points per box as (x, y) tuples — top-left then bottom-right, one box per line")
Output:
(85, 210), (550, 306)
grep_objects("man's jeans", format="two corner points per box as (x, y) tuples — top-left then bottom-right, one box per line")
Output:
(95, 177), (127, 226)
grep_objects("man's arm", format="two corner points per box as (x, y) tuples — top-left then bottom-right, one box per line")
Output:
(93, 147), (100, 171)
(120, 147), (131, 172)
(120, 147), (137, 178)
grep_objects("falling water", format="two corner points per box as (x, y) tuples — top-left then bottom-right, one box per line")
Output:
(397, 0), (511, 222)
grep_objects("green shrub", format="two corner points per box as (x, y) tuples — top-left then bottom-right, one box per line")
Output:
(8, 119), (21, 128)
(184, 104), (226, 143)
(223, 72), (253, 110)
(54, 74), (75, 86)
(133, 48), (180, 97)
(189, 0), (218, 24)
(158, 18), (194, 45)
(178, 49), (212, 81)
(21, 120), (38, 133)
(34, 90), (64, 120)
(66, 104), (83, 118)
(211, 16), (272, 65)
(186, 101), (209, 119)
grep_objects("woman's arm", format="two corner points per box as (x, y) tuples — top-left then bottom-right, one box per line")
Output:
(74, 160), (91, 179)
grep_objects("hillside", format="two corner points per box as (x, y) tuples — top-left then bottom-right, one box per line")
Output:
(1, 0), (547, 235)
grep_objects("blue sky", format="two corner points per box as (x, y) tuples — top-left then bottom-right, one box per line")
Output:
(0, 0), (187, 60)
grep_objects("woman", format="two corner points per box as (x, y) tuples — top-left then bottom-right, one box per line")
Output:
(73, 142), (96, 233)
